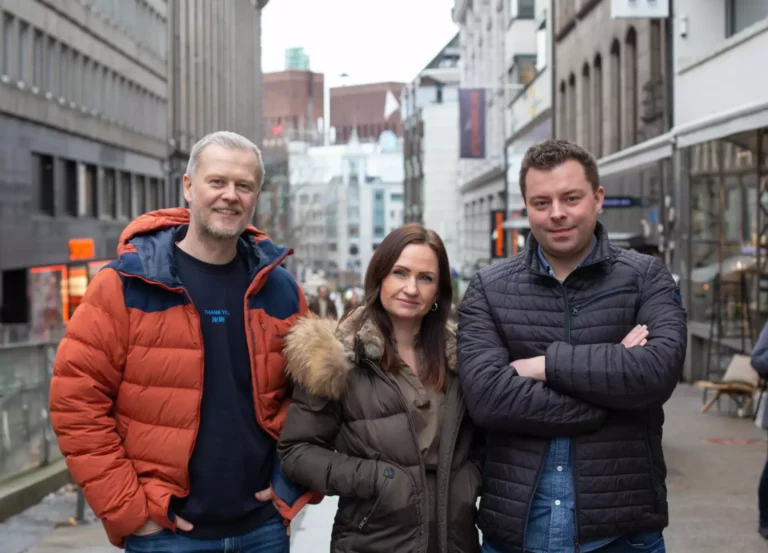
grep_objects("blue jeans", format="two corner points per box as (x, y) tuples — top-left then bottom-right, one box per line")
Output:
(125, 517), (289, 553)
(481, 532), (665, 553)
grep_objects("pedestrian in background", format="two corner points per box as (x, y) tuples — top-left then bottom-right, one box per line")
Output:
(278, 224), (483, 553)
(49, 131), (317, 553)
(750, 319), (768, 540)
(308, 285), (339, 319)
(458, 139), (687, 553)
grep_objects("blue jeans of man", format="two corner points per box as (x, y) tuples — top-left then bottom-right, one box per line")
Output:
(481, 531), (665, 553)
(125, 517), (289, 553)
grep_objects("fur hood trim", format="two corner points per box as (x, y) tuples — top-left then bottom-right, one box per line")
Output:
(284, 307), (457, 400)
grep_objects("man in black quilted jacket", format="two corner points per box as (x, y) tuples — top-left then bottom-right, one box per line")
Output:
(458, 139), (686, 553)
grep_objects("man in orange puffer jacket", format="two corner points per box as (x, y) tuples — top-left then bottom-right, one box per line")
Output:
(50, 131), (319, 552)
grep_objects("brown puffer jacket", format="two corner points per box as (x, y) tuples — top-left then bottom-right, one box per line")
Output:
(277, 309), (482, 553)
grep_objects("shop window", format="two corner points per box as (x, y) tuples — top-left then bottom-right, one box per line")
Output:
(63, 159), (78, 216)
(35, 154), (55, 216)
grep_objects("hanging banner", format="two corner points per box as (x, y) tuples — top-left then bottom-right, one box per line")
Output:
(490, 209), (507, 259)
(459, 88), (486, 159)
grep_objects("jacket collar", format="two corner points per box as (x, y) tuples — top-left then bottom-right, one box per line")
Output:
(115, 208), (290, 288)
(283, 307), (458, 401)
(523, 221), (613, 276)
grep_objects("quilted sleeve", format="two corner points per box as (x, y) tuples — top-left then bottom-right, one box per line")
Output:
(49, 268), (150, 538)
(270, 278), (324, 521)
(751, 321), (768, 378)
(277, 387), (380, 499)
(545, 258), (686, 410)
(458, 273), (607, 437)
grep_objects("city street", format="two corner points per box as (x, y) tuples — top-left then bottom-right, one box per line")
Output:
(1, 385), (765, 552)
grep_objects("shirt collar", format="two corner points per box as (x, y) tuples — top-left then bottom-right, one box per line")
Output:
(537, 235), (598, 277)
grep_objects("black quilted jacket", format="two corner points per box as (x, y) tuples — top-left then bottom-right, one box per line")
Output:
(457, 223), (687, 551)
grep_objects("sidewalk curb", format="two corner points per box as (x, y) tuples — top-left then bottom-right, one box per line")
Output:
(0, 459), (70, 522)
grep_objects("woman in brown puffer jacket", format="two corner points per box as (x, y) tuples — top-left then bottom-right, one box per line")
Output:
(277, 224), (482, 553)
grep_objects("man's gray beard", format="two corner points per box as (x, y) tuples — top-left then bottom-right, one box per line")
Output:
(193, 208), (254, 240)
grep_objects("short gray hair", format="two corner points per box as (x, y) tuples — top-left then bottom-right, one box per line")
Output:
(186, 131), (265, 189)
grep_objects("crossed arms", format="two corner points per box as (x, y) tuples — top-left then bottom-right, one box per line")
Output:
(457, 258), (687, 437)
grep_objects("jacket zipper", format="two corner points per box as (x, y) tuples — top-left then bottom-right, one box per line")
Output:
(526, 270), (582, 552)
(527, 252), (611, 553)
(365, 360), (428, 553)
(358, 467), (395, 530)
(118, 272), (204, 501)
(571, 287), (636, 317)
(562, 283), (582, 553)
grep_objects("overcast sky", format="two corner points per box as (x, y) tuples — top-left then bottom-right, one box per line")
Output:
(261, 0), (459, 86)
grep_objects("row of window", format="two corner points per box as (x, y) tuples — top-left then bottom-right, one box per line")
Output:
(558, 24), (663, 158)
(34, 153), (167, 220)
(1, 10), (165, 139)
(81, 0), (167, 60)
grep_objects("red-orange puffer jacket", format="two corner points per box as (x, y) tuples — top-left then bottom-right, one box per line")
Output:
(49, 208), (317, 547)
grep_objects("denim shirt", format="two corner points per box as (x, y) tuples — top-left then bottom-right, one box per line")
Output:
(524, 238), (617, 553)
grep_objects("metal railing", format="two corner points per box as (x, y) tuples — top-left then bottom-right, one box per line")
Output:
(0, 340), (61, 483)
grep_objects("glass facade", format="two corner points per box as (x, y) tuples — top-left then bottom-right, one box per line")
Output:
(685, 128), (768, 381)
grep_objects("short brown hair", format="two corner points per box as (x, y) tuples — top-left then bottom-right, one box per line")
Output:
(519, 139), (600, 199)
(348, 223), (453, 390)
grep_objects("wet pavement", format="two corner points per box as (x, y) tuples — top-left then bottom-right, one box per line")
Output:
(1, 385), (766, 552)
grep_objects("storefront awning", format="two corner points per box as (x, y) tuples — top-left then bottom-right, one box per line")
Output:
(597, 132), (675, 176)
(675, 98), (768, 148)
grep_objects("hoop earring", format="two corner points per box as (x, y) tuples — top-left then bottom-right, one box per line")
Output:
(431, 302), (438, 312)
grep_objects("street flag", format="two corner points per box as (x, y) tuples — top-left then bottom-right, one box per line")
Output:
(384, 89), (400, 119)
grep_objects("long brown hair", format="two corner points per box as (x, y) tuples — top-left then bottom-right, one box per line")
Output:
(350, 223), (453, 389)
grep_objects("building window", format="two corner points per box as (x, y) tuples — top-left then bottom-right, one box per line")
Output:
(624, 27), (638, 148)
(568, 73), (577, 142)
(35, 154), (55, 216)
(2, 13), (14, 79)
(64, 159), (77, 216)
(46, 36), (56, 96)
(391, 193), (403, 202)
(510, 0), (536, 19)
(71, 51), (80, 106)
(348, 225), (360, 238)
(610, 39), (622, 154)
(581, 63), (591, 152)
(134, 176), (146, 217)
(18, 21), (30, 85)
(59, 45), (68, 101)
(33, 29), (43, 92)
(102, 168), (117, 218)
(119, 171), (132, 218)
(726, 0), (768, 37)
(82, 164), (98, 217)
(593, 54), (604, 158)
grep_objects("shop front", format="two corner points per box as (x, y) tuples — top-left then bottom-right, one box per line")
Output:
(679, 128), (768, 383)
(1, 239), (112, 345)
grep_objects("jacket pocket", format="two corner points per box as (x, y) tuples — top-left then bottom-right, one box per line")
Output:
(571, 287), (636, 316)
(357, 467), (394, 530)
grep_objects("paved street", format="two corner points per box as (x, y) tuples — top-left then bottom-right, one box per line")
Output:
(1, 384), (766, 552)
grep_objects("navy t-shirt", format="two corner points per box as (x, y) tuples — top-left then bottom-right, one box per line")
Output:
(170, 246), (278, 539)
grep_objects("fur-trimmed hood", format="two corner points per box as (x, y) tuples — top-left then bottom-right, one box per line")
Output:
(284, 307), (457, 400)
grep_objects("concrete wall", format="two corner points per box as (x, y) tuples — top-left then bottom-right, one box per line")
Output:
(0, 113), (164, 271)
(170, 0), (266, 155)
(0, 0), (168, 157)
(675, 7), (768, 128)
